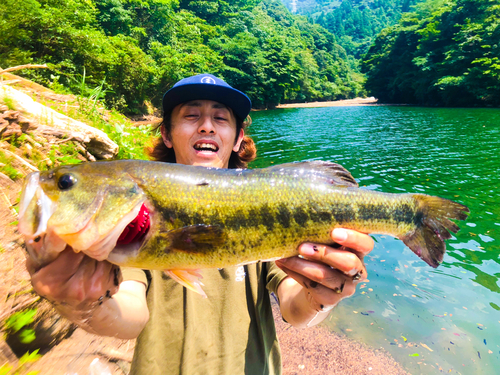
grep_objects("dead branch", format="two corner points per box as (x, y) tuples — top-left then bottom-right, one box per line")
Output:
(0, 64), (48, 75)
(0, 79), (22, 86)
(1, 148), (39, 172)
(53, 136), (83, 144)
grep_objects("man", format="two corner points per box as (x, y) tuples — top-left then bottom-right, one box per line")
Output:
(28, 74), (374, 374)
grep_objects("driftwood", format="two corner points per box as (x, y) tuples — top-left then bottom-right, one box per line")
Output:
(0, 85), (118, 159)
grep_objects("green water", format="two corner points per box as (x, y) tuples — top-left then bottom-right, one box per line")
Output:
(249, 106), (500, 374)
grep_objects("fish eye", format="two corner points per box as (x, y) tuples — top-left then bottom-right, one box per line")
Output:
(58, 174), (77, 190)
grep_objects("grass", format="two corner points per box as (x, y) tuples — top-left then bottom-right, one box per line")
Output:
(0, 350), (41, 375)
(0, 149), (24, 181)
(2, 96), (15, 111)
(32, 84), (154, 161)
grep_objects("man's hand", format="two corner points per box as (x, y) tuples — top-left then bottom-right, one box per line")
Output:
(27, 247), (121, 309)
(275, 228), (374, 327)
(27, 247), (148, 339)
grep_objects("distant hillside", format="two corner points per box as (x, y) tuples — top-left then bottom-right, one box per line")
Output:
(361, 0), (500, 107)
(0, 0), (368, 112)
(281, 0), (425, 58)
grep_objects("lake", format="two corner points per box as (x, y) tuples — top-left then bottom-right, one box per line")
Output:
(249, 106), (500, 374)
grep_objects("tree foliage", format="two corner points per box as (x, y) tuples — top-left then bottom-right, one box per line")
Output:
(0, 0), (365, 112)
(361, 0), (500, 106)
(282, 0), (425, 58)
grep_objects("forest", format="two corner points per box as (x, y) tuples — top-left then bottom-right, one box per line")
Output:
(361, 0), (500, 106)
(1, 0), (499, 110)
(282, 0), (424, 58)
(0, 0), (366, 113)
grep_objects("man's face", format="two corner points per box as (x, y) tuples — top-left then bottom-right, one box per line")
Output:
(162, 100), (244, 168)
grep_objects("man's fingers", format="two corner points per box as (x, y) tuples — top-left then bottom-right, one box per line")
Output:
(276, 256), (359, 297)
(30, 247), (119, 305)
(298, 243), (368, 279)
(331, 228), (374, 255)
(276, 262), (356, 310)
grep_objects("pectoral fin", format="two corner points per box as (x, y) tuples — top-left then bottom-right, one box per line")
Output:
(165, 269), (207, 298)
(164, 225), (226, 253)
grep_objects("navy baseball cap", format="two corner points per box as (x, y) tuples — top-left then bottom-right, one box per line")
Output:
(162, 74), (252, 120)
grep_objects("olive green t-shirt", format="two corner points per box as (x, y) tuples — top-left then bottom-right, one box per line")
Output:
(122, 262), (287, 375)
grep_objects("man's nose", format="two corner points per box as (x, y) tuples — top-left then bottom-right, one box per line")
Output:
(198, 116), (216, 133)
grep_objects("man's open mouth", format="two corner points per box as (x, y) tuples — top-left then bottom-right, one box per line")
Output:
(194, 141), (219, 152)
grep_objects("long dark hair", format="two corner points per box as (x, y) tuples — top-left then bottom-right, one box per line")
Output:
(147, 111), (257, 169)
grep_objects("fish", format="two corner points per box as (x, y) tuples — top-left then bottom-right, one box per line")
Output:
(18, 160), (469, 297)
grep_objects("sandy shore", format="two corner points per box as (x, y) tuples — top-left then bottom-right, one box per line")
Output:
(276, 97), (379, 109)
(272, 302), (410, 375)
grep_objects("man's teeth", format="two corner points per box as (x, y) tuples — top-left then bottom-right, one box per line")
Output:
(195, 143), (218, 151)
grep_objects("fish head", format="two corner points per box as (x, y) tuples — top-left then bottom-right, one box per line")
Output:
(18, 162), (150, 266)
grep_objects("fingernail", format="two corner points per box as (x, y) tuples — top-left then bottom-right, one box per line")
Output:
(300, 243), (317, 256)
(332, 228), (348, 242)
(353, 270), (363, 280)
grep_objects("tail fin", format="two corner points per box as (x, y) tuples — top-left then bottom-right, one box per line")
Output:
(401, 195), (469, 268)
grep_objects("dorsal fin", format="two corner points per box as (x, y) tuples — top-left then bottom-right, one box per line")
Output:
(262, 161), (358, 187)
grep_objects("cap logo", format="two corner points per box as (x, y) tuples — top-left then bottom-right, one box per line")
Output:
(201, 76), (216, 84)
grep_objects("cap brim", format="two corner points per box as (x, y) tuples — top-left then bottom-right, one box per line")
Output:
(163, 83), (252, 120)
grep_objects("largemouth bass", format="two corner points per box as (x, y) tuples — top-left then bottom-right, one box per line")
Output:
(18, 160), (469, 296)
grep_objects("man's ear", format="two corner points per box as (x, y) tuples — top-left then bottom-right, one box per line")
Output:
(233, 129), (245, 152)
(161, 125), (173, 148)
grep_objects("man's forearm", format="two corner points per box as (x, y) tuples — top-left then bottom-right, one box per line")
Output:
(56, 280), (149, 340)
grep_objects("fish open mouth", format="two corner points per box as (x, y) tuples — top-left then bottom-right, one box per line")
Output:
(117, 203), (150, 245)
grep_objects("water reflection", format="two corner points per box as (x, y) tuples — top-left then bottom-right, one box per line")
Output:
(250, 106), (500, 374)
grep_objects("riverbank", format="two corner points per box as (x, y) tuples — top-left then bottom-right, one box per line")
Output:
(276, 97), (379, 109)
(272, 301), (410, 375)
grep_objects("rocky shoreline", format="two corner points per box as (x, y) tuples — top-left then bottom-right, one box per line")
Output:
(276, 97), (379, 109)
